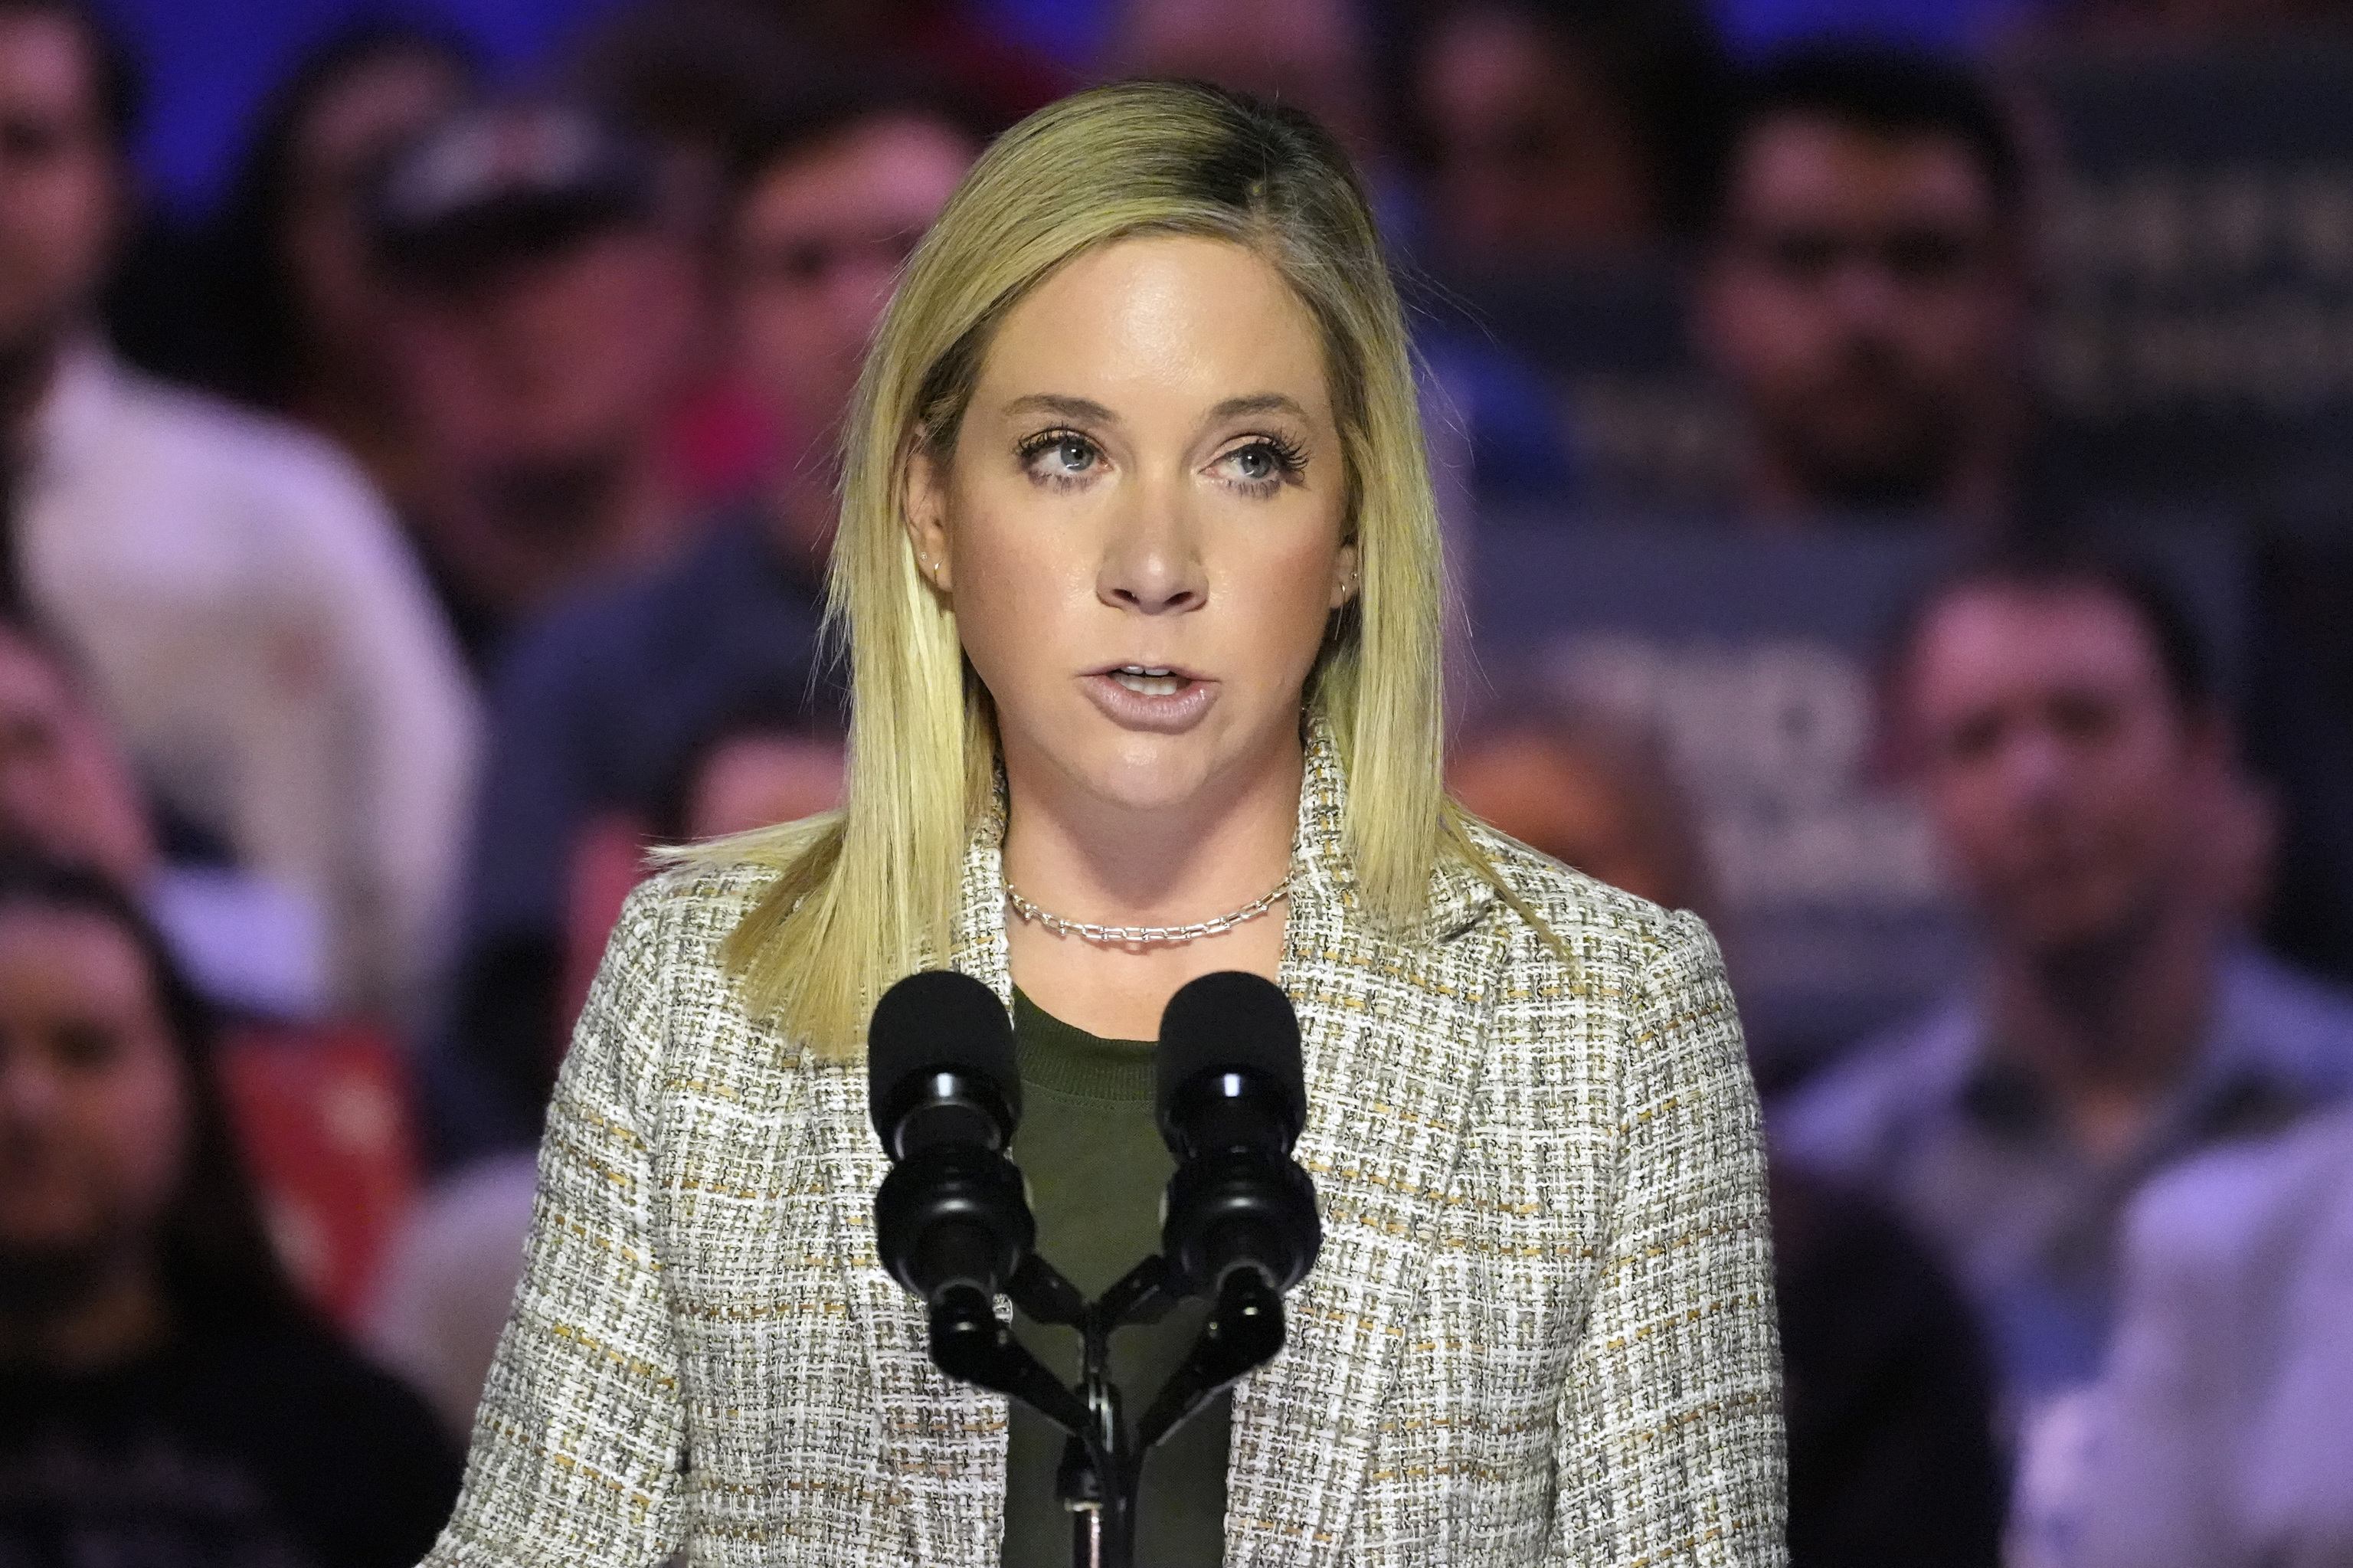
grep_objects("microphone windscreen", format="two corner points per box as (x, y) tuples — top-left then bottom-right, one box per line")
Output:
(867, 970), (1019, 1132)
(1155, 971), (1305, 1124)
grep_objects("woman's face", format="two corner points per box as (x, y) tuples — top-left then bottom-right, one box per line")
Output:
(911, 236), (1355, 818)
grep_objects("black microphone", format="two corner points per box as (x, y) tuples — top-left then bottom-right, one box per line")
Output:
(1154, 971), (1320, 1298)
(866, 971), (1033, 1314)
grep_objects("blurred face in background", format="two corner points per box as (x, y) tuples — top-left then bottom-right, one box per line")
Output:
(280, 46), (469, 372)
(1119, 0), (1371, 154)
(0, 9), (116, 367)
(1419, 7), (1657, 268)
(0, 908), (184, 1314)
(1700, 114), (2023, 511)
(683, 731), (846, 839)
(728, 115), (971, 470)
(392, 227), (700, 480)
(1902, 585), (2212, 957)
(0, 632), (151, 889)
(1450, 728), (1686, 908)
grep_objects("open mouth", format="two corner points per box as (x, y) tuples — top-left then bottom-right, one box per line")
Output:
(1108, 665), (1190, 696)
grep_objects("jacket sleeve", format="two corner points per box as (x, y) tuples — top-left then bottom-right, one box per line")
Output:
(1550, 911), (1788, 1566)
(421, 879), (690, 1566)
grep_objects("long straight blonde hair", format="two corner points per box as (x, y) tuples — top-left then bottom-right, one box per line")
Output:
(704, 79), (1489, 1059)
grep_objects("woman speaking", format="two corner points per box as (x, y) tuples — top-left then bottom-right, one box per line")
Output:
(422, 80), (1784, 1567)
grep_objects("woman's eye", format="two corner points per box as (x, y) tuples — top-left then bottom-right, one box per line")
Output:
(1217, 439), (1301, 488)
(1023, 433), (1099, 480)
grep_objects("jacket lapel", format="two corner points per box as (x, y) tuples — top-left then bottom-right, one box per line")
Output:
(810, 797), (1017, 1566)
(1226, 732), (1506, 1566)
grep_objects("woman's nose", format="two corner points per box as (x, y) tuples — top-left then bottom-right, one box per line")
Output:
(1097, 478), (1206, 614)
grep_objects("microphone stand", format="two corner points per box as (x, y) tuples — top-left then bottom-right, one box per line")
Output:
(923, 1250), (1288, 1568)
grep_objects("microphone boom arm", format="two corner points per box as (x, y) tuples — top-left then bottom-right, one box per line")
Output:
(1133, 1266), (1285, 1453)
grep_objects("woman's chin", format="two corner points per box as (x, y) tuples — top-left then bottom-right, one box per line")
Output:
(1077, 746), (1222, 816)
(1025, 728), (1232, 814)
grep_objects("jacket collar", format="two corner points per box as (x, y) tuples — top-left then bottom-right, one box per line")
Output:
(947, 720), (1497, 990)
(836, 719), (1507, 1564)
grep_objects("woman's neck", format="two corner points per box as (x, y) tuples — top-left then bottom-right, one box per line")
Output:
(999, 733), (1303, 1040)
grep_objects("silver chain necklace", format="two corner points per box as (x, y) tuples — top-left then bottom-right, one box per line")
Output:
(1004, 873), (1292, 947)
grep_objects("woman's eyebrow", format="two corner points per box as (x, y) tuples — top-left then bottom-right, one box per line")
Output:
(1208, 393), (1311, 422)
(999, 392), (1314, 427)
(1002, 393), (1119, 424)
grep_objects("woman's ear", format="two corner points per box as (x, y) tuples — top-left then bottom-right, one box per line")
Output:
(905, 448), (954, 592)
(1329, 539), (1360, 609)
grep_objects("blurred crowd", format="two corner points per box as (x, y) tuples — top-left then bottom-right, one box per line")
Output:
(4, 0), (2353, 1564)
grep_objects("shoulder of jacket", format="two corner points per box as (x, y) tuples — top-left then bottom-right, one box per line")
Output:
(611, 856), (786, 955)
(1453, 814), (1710, 973)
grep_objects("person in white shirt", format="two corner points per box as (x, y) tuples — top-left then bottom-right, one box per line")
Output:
(0, 0), (476, 1022)
(2061, 1104), (2353, 1568)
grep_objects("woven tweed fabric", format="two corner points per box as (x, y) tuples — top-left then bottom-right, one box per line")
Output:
(423, 730), (1788, 1566)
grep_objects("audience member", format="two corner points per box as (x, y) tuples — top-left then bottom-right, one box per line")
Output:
(208, 22), (479, 493)
(565, 2), (825, 515)
(1449, 686), (2005, 1568)
(369, 100), (704, 673)
(581, 0), (1066, 142)
(665, 715), (846, 844)
(0, 617), (145, 889)
(435, 79), (973, 1155)
(1116, 0), (1378, 161)
(1694, 47), (2033, 528)
(0, 0), (476, 1023)
(568, 0), (801, 208)
(1776, 552), (2353, 1481)
(1406, 0), (1727, 274)
(1448, 691), (1712, 912)
(2059, 1102), (2353, 1568)
(0, 856), (458, 1564)
(0, 613), (325, 1015)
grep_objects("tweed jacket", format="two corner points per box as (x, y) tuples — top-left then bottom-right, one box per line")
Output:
(424, 734), (1787, 1566)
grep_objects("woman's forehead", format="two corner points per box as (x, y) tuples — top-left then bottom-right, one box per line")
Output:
(971, 235), (1334, 427)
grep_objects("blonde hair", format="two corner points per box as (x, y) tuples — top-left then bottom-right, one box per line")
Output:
(699, 79), (1497, 1059)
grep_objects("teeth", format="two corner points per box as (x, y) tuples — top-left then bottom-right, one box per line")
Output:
(1111, 669), (1185, 696)
(1118, 666), (1172, 676)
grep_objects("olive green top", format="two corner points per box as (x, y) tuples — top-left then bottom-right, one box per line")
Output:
(1000, 990), (1231, 1567)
